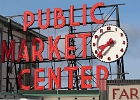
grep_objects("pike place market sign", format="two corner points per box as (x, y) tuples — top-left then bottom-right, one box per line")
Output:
(1, 2), (128, 90)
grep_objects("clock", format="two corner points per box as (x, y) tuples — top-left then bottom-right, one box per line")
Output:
(91, 25), (128, 63)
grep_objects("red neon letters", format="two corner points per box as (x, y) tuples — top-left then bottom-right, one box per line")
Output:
(81, 66), (92, 89)
(96, 65), (109, 88)
(34, 68), (45, 90)
(38, 9), (50, 29)
(23, 2), (104, 31)
(23, 11), (34, 31)
(18, 69), (30, 90)
(64, 67), (78, 89)
(48, 36), (61, 60)
(2, 34), (109, 90)
(18, 65), (108, 90)
(90, 2), (104, 24)
(65, 34), (76, 59)
(78, 33), (91, 58)
(2, 40), (15, 63)
(54, 8), (66, 28)
(48, 67), (61, 90)
(32, 38), (44, 61)
(2, 33), (91, 62)
(17, 39), (29, 62)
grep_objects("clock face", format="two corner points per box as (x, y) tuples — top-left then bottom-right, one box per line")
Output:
(92, 25), (128, 63)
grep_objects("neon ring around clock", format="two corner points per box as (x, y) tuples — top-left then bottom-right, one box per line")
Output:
(92, 25), (128, 63)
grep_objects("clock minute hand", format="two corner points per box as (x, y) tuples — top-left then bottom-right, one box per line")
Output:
(97, 38), (114, 57)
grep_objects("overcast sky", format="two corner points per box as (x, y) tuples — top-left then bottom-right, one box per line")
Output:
(0, 0), (140, 88)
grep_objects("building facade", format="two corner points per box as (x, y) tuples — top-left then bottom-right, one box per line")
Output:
(0, 15), (47, 92)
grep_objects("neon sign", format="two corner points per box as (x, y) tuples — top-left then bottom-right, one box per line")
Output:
(2, 2), (110, 90)
(23, 2), (104, 31)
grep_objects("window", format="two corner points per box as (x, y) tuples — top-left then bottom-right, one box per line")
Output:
(0, 80), (1, 92)
(18, 38), (26, 60)
(0, 56), (1, 72)
(0, 29), (2, 44)
(8, 62), (12, 74)
(31, 67), (34, 77)
(18, 38), (21, 51)
(17, 64), (21, 74)
(9, 35), (11, 43)
(31, 63), (36, 77)
(8, 82), (12, 92)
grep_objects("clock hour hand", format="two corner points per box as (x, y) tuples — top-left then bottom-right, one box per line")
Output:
(99, 38), (114, 49)
(99, 44), (106, 50)
(97, 38), (114, 57)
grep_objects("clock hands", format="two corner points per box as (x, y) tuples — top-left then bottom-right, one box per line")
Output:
(92, 25), (128, 63)
(97, 38), (114, 57)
